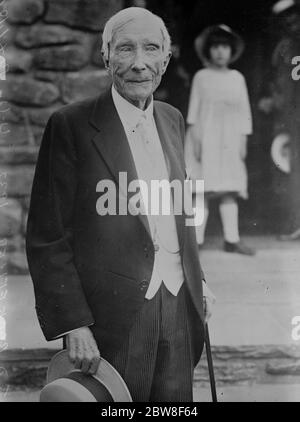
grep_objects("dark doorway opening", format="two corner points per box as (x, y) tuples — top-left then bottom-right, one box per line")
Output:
(147, 0), (285, 236)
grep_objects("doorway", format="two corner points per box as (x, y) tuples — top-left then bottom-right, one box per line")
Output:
(147, 0), (284, 235)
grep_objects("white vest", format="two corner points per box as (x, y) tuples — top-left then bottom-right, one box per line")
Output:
(111, 86), (184, 300)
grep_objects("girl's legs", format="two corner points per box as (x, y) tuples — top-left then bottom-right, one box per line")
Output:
(219, 194), (255, 255)
(219, 194), (240, 244)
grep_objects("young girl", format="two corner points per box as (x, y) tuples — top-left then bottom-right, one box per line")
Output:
(185, 24), (254, 255)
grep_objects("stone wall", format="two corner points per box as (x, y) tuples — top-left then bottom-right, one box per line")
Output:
(3, 0), (123, 274)
(4, 345), (300, 391)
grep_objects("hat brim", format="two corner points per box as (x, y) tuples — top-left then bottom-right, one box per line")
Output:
(272, 0), (296, 15)
(271, 133), (291, 173)
(46, 350), (132, 402)
(194, 25), (245, 65)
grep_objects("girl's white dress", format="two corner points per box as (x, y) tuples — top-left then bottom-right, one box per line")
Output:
(185, 68), (253, 199)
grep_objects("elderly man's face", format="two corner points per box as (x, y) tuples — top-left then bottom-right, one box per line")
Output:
(107, 18), (171, 109)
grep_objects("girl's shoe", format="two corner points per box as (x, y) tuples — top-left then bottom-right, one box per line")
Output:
(224, 241), (255, 256)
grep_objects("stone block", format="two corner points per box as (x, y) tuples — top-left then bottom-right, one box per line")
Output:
(3, 105), (26, 125)
(213, 345), (300, 360)
(45, 0), (123, 31)
(266, 361), (300, 375)
(32, 126), (45, 146)
(195, 361), (258, 385)
(61, 69), (111, 103)
(7, 252), (29, 275)
(3, 349), (57, 390)
(0, 198), (22, 238)
(2, 166), (35, 197)
(33, 45), (91, 71)
(28, 106), (58, 127)
(6, 48), (33, 73)
(7, 235), (24, 253)
(8, 0), (45, 24)
(0, 146), (39, 164)
(33, 71), (63, 83)
(0, 124), (34, 146)
(5, 76), (60, 106)
(15, 24), (91, 48)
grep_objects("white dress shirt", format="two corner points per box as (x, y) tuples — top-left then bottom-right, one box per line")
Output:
(111, 85), (185, 300)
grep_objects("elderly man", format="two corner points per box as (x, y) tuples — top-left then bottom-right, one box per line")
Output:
(26, 7), (214, 402)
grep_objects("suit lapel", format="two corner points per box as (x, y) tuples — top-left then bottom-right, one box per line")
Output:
(89, 89), (151, 238)
(89, 90), (186, 251)
(153, 103), (186, 252)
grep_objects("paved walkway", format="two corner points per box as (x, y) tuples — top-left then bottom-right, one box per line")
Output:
(202, 237), (300, 346)
(3, 236), (300, 402)
(3, 384), (300, 402)
(5, 236), (300, 349)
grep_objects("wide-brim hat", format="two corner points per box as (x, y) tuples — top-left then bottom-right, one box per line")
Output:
(40, 350), (132, 402)
(272, 0), (297, 15)
(194, 24), (245, 65)
(271, 133), (291, 173)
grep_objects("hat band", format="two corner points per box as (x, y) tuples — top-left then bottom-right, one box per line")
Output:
(63, 371), (114, 402)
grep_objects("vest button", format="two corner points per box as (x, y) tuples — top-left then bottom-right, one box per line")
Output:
(153, 243), (160, 253)
(140, 280), (148, 290)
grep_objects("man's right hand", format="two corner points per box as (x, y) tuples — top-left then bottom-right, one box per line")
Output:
(66, 327), (101, 375)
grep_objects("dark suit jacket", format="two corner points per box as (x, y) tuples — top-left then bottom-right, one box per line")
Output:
(26, 88), (205, 360)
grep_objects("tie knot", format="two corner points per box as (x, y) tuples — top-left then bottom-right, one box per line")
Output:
(138, 113), (147, 125)
(136, 114), (148, 131)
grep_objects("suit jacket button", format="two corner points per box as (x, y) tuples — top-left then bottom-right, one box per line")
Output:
(140, 280), (148, 290)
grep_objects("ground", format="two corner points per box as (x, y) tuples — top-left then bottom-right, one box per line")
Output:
(3, 236), (300, 402)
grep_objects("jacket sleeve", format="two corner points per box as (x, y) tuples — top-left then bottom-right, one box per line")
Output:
(177, 110), (206, 283)
(26, 110), (95, 341)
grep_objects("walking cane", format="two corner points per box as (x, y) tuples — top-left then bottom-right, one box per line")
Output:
(204, 323), (218, 402)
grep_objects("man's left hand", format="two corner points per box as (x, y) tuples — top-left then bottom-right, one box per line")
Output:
(202, 281), (216, 324)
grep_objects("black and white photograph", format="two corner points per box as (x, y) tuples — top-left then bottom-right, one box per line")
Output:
(1, 0), (300, 404)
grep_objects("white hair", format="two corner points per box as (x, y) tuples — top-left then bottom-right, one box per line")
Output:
(101, 7), (171, 62)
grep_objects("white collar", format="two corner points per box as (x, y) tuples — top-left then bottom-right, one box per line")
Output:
(111, 85), (154, 130)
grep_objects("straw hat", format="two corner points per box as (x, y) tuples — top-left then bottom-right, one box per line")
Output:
(271, 133), (291, 174)
(194, 24), (245, 65)
(272, 0), (296, 14)
(40, 350), (132, 402)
